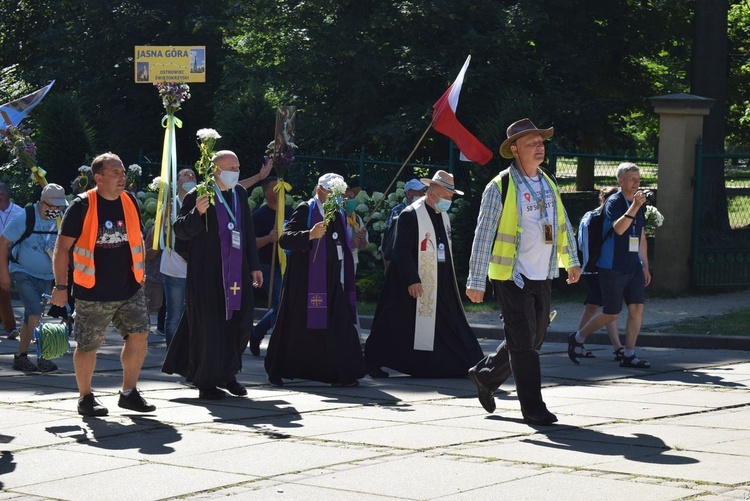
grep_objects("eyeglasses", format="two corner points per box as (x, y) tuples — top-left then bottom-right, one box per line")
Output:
(43, 201), (66, 211)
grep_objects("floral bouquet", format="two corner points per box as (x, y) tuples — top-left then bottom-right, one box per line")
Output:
(126, 163), (142, 191)
(645, 205), (665, 237)
(0, 125), (47, 185)
(194, 128), (221, 205)
(154, 82), (191, 115)
(314, 177), (348, 262)
(264, 140), (295, 179)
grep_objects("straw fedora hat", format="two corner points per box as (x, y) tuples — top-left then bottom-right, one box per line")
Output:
(420, 170), (464, 196)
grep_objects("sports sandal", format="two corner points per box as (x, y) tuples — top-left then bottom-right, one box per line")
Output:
(613, 347), (625, 361)
(620, 354), (651, 368)
(567, 332), (595, 364)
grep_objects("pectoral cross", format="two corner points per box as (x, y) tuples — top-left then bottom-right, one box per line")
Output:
(230, 282), (241, 295)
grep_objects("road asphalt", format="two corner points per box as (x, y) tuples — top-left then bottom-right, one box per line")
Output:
(1, 290), (749, 500)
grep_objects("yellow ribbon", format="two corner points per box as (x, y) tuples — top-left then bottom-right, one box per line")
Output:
(272, 179), (292, 274)
(346, 211), (359, 233)
(152, 113), (183, 250)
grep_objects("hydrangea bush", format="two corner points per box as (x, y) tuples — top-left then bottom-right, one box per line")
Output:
(245, 180), (467, 275)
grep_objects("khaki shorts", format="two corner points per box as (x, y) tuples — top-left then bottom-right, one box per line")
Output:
(73, 288), (150, 352)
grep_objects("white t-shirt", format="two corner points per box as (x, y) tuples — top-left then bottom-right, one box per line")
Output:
(515, 174), (554, 280)
(159, 196), (188, 278)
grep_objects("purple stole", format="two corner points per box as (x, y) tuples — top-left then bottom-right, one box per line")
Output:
(215, 189), (243, 320)
(307, 200), (357, 329)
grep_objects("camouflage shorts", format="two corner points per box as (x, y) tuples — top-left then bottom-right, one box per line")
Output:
(73, 288), (150, 352)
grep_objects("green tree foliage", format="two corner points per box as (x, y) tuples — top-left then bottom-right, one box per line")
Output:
(34, 93), (96, 191)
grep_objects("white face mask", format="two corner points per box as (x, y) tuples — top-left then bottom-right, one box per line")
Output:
(218, 170), (239, 189)
(181, 181), (196, 192)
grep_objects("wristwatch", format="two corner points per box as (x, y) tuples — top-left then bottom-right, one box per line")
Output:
(54, 284), (68, 291)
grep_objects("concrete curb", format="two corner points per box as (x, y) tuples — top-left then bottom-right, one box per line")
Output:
(353, 314), (750, 351)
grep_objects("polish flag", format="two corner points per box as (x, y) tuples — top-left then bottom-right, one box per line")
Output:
(432, 56), (493, 165)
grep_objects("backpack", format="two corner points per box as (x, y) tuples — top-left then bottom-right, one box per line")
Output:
(9, 205), (57, 264)
(496, 165), (558, 202)
(577, 207), (613, 273)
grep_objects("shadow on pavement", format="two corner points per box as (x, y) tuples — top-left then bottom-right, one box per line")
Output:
(0, 433), (15, 490)
(45, 416), (181, 455)
(523, 426), (700, 465)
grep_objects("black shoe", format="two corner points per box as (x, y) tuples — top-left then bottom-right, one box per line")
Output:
(118, 388), (156, 412)
(368, 367), (389, 378)
(567, 332), (583, 365)
(467, 368), (496, 414)
(78, 393), (108, 417)
(523, 409), (558, 425)
(199, 387), (226, 400)
(249, 336), (261, 357)
(219, 379), (247, 396)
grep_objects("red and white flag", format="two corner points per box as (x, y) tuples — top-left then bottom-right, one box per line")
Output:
(432, 56), (493, 165)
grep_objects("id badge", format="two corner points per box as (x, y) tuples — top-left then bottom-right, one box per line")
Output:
(544, 224), (554, 244)
(437, 243), (446, 263)
(231, 230), (241, 249)
(629, 236), (639, 252)
(336, 243), (343, 261)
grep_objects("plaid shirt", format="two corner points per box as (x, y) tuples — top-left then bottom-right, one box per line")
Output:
(466, 165), (580, 291)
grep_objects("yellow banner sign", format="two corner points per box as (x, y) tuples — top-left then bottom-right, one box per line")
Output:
(134, 46), (206, 83)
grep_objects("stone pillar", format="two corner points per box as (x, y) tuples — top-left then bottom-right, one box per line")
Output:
(650, 93), (714, 292)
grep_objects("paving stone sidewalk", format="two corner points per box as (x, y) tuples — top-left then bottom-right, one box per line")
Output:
(1, 317), (749, 500)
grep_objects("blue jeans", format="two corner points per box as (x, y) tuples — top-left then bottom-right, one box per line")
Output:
(163, 274), (186, 346)
(252, 264), (282, 341)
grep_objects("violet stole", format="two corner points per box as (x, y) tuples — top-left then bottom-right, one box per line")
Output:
(306, 201), (357, 329)
(214, 189), (243, 320)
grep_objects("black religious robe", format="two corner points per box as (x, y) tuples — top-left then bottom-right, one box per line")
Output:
(365, 204), (483, 377)
(264, 200), (364, 384)
(162, 186), (260, 389)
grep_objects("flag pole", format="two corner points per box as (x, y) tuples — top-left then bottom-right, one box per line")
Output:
(362, 118), (434, 228)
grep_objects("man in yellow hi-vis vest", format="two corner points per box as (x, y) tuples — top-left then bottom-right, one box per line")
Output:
(465, 119), (581, 426)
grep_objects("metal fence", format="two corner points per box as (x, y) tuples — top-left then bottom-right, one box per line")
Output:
(692, 146), (750, 288)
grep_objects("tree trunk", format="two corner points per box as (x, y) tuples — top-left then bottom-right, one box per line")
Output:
(691, 0), (731, 236)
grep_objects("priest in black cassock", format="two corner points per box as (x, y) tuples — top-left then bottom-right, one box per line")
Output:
(264, 173), (364, 387)
(365, 170), (483, 378)
(162, 150), (264, 399)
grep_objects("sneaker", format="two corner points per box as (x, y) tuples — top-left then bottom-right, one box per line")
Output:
(78, 393), (108, 417)
(12, 353), (37, 371)
(36, 357), (58, 373)
(6, 328), (19, 340)
(118, 388), (156, 412)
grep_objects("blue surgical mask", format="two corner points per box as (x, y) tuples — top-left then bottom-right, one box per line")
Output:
(343, 199), (358, 212)
(435, 198), (452, 212)
(181, 181), (196, 192)
(218, 170), (240, 190)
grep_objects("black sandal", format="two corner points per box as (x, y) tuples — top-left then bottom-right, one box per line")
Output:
(620, 354), (651, 368)
(613, 347), (624, 361)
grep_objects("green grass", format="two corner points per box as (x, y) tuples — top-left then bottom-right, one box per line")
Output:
(652, 308), (750, 336)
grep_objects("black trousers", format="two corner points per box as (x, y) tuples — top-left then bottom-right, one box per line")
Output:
(471, 277), (551, 414)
